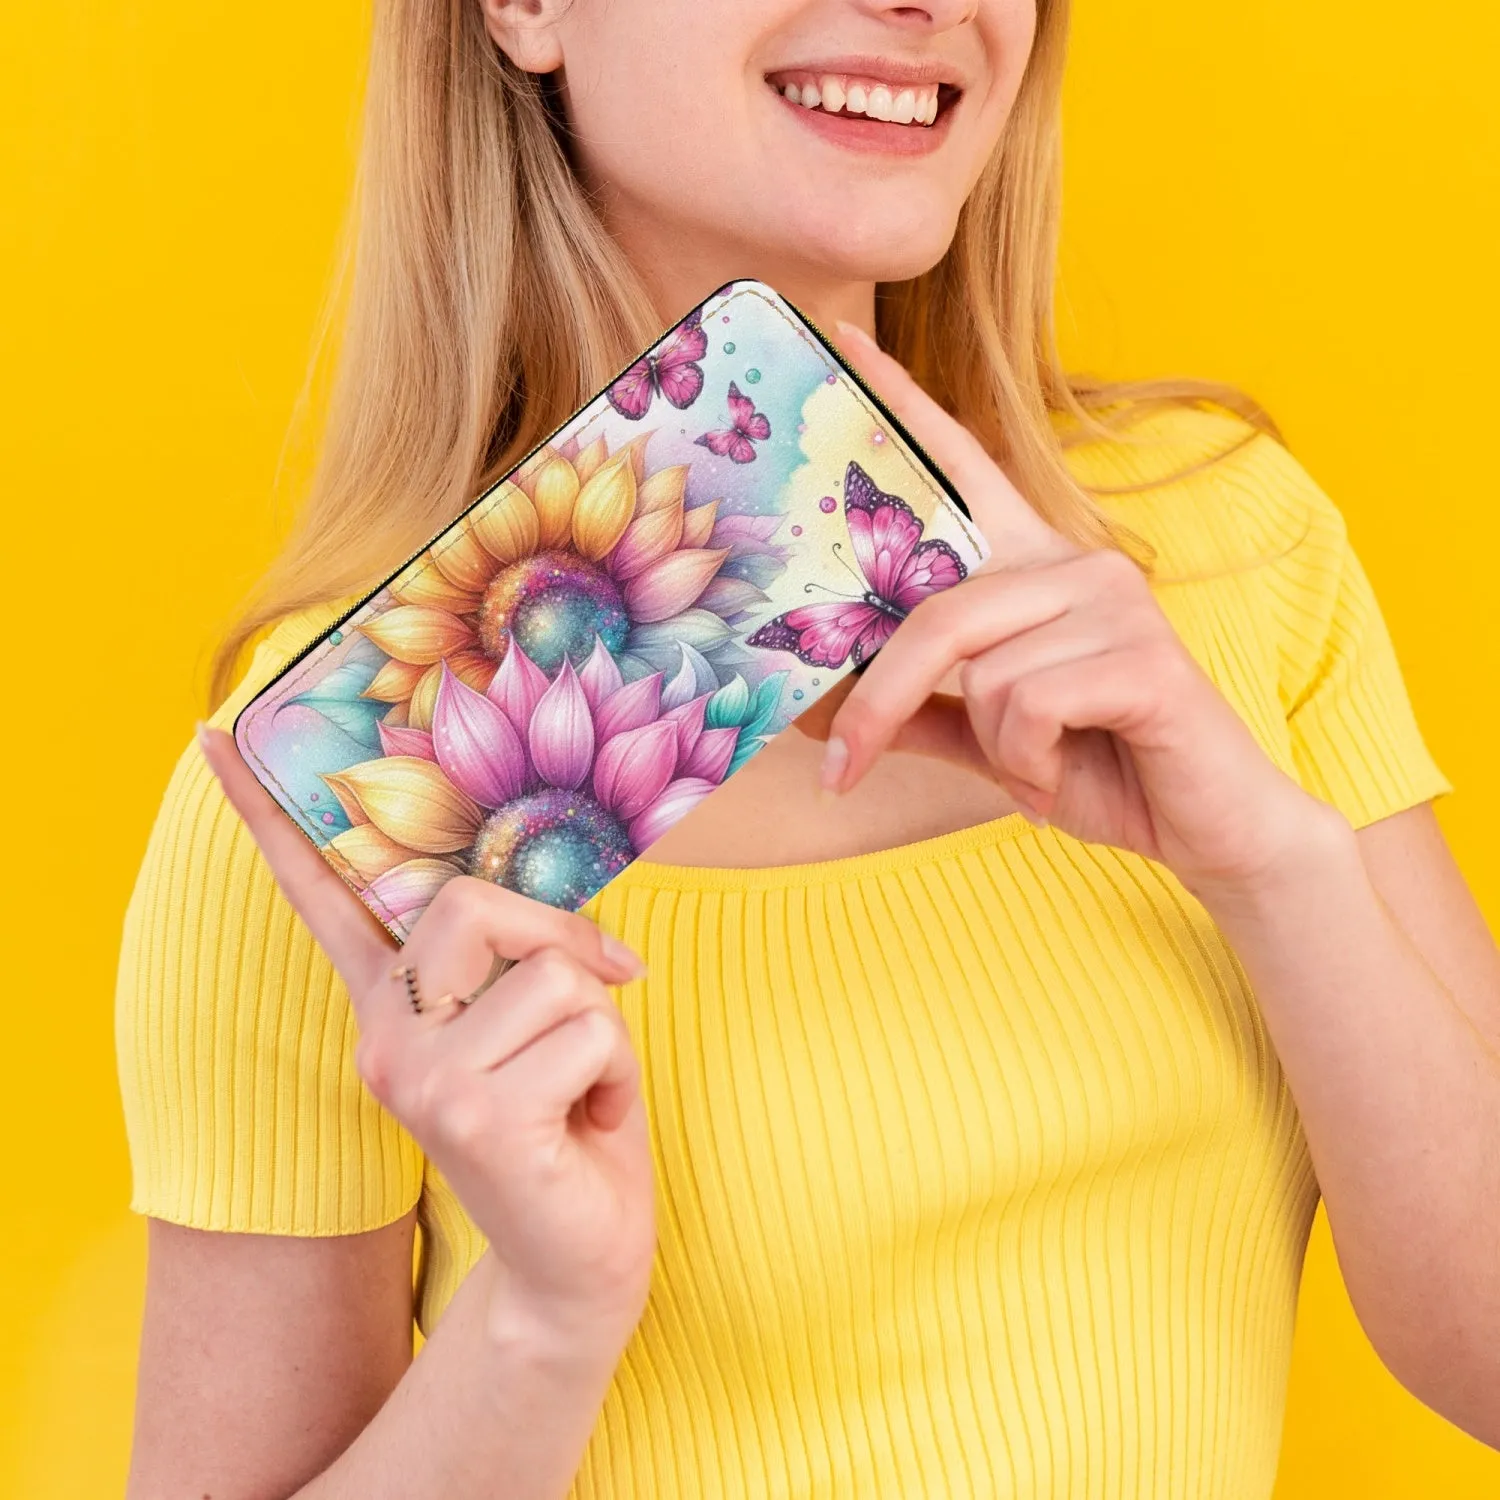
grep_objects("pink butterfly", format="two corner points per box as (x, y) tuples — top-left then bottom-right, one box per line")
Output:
(607, 309), (707, 420)
(694, 382), (771, 464)
(747, 462), (968, 668)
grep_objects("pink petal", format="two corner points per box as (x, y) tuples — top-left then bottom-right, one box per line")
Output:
(682, 725), (738, 785)
(710, 513), (782, 548)
(622, 547), (730, 625)
(660, 651), (702, 711)
(529, 658), (595, 790)
(592, 720), (679, 820)
(364, 858), (457, 921)
(627, 777), (717, 852)
(377, 722), (436, 761)
(433, 663), (527, 808)
(486, 641), (548, 741)
(661, 694), (709, 763)
(593, 672), (663, 743)
(578, 634), (624, 709)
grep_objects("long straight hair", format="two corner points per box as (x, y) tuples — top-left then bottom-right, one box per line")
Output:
(211, 0), (1276, 706)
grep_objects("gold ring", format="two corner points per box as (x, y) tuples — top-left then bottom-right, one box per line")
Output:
(391, 964), (458, 1015)
(461, 952), (515, 1004)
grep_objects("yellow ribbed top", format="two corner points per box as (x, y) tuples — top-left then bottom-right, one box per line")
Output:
(116, 405), (1452, 1498)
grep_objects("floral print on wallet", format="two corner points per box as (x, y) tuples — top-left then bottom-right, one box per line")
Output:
(235, 278), (989, 938)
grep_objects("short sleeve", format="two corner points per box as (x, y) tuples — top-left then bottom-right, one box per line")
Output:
(115, 607), (425, 1235)
(1264, 464), (1454, 829)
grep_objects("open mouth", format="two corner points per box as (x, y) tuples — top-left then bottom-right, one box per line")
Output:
(764, 70), (961, 130)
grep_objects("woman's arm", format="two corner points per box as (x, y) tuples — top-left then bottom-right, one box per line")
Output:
(130, 1214), (627, 1500)
(129, 1215), (417, 1497)
(818, 321), (1500, 1447)
(123, 728), (659, 1499)
(1190, 800), (1500, 1446)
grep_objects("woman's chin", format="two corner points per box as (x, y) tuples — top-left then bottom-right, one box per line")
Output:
(736, 217), (959, 290)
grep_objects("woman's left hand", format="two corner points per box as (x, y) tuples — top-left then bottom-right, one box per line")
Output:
(821, 320), (1342, 899)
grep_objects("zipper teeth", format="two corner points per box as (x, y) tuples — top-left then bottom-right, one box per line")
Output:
(237, 279), (975, 732)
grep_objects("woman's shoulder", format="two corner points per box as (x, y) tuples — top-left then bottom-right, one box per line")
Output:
(1053, 398), (1340, 579)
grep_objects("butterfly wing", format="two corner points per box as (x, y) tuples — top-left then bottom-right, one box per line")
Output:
(654, 311), (708, 409)
(888, 537), (968, 612)
(695, 428), (744, 458)
(607, 359), (657, 421)
(842, 462), (926, 604)
(747, 601), (896, 669)
(725, 381), (772, 441)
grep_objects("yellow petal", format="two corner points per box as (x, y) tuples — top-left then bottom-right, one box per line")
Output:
(572, 453), (637, 561)
(531, 455), (580, 548)
(679, 498), (720, 548)
(323, 777), (369, 826)
(447, 648), (497, 694)
(359, 606), (475, 665)
(407, 662), (443, 732)
(362, 658), (428, 702)
(382, 701), (409, 727)
(327, 824), (411, 883)
(572, 436), (608, 486)
(509, 445), (557, 500)
(431, 519), (501, 593)
(636, 463), (689, 516)
(323, 757), (481, 855)
(388, 559), (481, 612)
(469, 482), (540, 566)
(616, 431), (652, 483)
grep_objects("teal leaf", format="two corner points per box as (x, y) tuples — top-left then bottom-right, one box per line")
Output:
(289, 659), (385, 751)
(706, 674), (751, 729)
(745, 671), (788, 736)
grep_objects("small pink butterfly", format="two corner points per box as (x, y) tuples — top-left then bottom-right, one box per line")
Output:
(747, 462), (968, 668)
(607, 308), (707, 420)
(694, 382), (771, 464)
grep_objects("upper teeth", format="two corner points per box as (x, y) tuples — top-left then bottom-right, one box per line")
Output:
(778, 75), (941, 126)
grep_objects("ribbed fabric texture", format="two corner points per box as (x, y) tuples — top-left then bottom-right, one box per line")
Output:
(116, 404), (1452, 1498)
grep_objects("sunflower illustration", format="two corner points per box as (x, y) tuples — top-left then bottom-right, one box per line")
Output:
(356, 431), (787, 731)
(319, 638), (784, 929)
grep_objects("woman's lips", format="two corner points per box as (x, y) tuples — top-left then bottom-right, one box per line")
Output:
(767, 74), (960, 157)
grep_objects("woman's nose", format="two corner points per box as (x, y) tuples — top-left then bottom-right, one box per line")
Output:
(853, 0), (979, 32)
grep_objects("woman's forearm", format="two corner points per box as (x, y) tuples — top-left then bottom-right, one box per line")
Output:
(296, 1250), (619, 1500)
(1191, 808), (1500, 1435)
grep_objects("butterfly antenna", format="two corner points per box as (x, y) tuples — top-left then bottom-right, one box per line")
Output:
(801, 579), (859, 601)
(828, 541), (869, 592)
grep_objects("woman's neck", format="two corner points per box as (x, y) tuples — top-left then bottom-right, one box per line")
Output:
(603, 204), (879, 338)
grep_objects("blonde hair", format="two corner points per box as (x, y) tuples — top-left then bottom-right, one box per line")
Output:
(211, 0), (1277, 707)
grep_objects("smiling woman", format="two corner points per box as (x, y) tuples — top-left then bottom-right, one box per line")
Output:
(109, 1), (1500, 1498)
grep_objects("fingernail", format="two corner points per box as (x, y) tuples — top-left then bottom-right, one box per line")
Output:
(1012, 783), (1051, 827)
(601, 932), (647, 979)
(834, 318), (876, 350)
(819, 735), (849, 794)
(195, 720), (213, 756)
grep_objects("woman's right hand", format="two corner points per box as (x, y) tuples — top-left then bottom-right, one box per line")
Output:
(197, 723), (656, 1359)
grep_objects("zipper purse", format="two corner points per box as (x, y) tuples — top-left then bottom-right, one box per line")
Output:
(234, 277), (990, 940)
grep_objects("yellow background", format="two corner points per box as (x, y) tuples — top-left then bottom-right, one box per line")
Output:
(3, 1), (1496, 1493)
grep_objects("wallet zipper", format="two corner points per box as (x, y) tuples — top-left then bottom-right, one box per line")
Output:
(244, 279), (975, 712)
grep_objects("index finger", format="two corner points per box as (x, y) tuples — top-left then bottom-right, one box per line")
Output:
(830, 319), (1079, 568)
(198, 723), (397, 990)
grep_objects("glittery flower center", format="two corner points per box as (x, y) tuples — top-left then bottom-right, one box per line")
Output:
(478, 550), (629, 674)
(469, 789), (634, 910)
